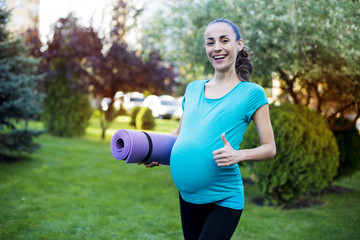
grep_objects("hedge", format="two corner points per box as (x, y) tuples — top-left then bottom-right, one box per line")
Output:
(135, 107), (155, 130)
(241, 103), (339, 205)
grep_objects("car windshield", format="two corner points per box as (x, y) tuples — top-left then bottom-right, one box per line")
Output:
(160, 100), (177, 106)
(130, 98), (144, 102)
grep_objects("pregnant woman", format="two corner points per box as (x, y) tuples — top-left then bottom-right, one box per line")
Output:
(142, 18), (276, 240)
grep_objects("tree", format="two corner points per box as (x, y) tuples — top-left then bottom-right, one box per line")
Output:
(242, 0), (360, 131)
(144, 0), (360, 130)
(41, 14), (103, 137)
(23, 28), (42, 58)
(0, 4), (43, 155)
(90, 0), (175, 139)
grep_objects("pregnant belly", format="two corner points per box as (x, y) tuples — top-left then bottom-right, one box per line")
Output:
(170, 141), (219, 194)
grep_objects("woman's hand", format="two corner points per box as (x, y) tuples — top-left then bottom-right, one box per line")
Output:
(213, 133), (244, 167)
(137, 161), (162, 168)
(213, 105), (276, 166)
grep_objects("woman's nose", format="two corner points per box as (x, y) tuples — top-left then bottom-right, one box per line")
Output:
(214, 42), (222, 52)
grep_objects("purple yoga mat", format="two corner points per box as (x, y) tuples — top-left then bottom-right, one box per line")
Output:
(110, 129), (177, 165)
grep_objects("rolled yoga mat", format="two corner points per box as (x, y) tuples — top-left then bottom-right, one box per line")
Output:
(110, 129), (177, 165)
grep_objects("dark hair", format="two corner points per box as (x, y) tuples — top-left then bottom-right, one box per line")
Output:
(207, 18), (253, 82)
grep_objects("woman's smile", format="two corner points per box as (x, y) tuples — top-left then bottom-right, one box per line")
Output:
(212, 54), (228, 63)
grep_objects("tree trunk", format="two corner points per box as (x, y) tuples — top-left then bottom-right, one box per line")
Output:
(328, 105), (360, 131)
(101, 128), (106, 139)
(310, 82), (322, 113)
(305, 84), (311, 106)
(99, 111), (107, 140)
(278, 69), (300, 105)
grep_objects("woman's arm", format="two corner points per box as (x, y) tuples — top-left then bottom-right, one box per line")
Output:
(169, 114), (183, 137)
(213, 104), (276, 167)
(140, 114), (183, 168)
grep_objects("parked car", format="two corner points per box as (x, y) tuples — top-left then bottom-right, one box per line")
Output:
(99, 91), (124, 111)
(172, 96), (184, 120)
(113, 91), (124, 111)
(122, 92), (145, 113)
(159, 95), (180, 119)
(100, 97), (112, 111)
(143, 95), (180, 119)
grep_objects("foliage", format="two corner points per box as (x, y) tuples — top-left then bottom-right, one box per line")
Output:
(23, 28), (42, 58)
(241, 103), (339, 204)
(135, 107), (155, 130)
(332, 118), (360, 179)
(144, 0), (360, 130)
(0, 4), (43, 154)
(42, 77), (92, 137)
(129, 106), (141, 126)
(89, 0), (175, 139)
(40, 14), (102, 137)
(118, 103), (127, 116)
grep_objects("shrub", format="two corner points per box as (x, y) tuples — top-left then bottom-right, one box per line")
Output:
(135, 107), (155, 130)
(118, 103), (128, 116)
(241, 103), (339, 205)
(332, 118), (360, 179)
(42, 77), (93, 137)
(129, 106), (141, 126)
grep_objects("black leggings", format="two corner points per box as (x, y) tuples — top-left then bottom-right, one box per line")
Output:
(179, 194), (243, 240)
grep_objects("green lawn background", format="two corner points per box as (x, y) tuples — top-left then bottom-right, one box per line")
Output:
(0, 116), (359, 240)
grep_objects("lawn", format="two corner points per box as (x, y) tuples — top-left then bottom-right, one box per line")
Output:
(0, 116), (359, 240)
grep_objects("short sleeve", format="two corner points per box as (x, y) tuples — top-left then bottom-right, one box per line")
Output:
(182, 95), (185, 111)
(245, 84), (269, 122)
(181, 81), (194, 111)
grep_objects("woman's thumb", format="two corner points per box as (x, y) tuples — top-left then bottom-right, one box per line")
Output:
(221, 133), (230, 147)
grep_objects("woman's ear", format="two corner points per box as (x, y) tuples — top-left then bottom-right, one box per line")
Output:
(237, 39), (244, 52)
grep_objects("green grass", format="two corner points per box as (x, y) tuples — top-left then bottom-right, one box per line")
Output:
(1, 116), (359, 240)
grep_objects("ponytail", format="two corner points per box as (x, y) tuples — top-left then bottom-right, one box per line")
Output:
(235, 47), (252, 82)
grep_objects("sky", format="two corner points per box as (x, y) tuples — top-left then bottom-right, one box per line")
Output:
(38, 0), (163, 44)
(39, 0), (112, 42)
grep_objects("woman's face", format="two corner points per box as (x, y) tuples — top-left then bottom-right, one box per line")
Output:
(204, 22), (243, 73)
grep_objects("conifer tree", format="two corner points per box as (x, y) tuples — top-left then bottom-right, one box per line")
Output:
(0, 5), (44, 155)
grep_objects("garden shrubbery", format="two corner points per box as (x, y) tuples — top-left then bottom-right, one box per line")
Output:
(42, 77), (93, 137)
(135, 107), (155, 130)
(241, 103), (339, 205)
(129, 106), (141, 127)
(332, 118), (360, 179)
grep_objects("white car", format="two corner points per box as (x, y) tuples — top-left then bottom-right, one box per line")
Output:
(122, 92), (145, 113)
(143, 95), (180, 119)
(171, 96), (184, 120)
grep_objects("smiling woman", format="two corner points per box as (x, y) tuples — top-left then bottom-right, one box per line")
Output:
(139, 18), (276, 240)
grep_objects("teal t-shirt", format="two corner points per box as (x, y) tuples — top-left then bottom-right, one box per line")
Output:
(170, 80), (268, 209)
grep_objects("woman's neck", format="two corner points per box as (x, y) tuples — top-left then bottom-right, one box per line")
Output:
(211, 70), (239, 84)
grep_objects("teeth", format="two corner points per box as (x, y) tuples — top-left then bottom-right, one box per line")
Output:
(214, 55), (225, 59)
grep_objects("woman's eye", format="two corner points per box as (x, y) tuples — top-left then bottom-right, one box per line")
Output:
(206, 42), (214, 46)
(222, 39), (229, 43)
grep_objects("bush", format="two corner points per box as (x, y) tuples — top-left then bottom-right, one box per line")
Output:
(332, 118), (360, 179)
(135, 107), (155, 130)
(129, 106), (141, 126)
(241, 103), (339, 205)
(118, 103), (128, 116)
(42, 77), (93, 137)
